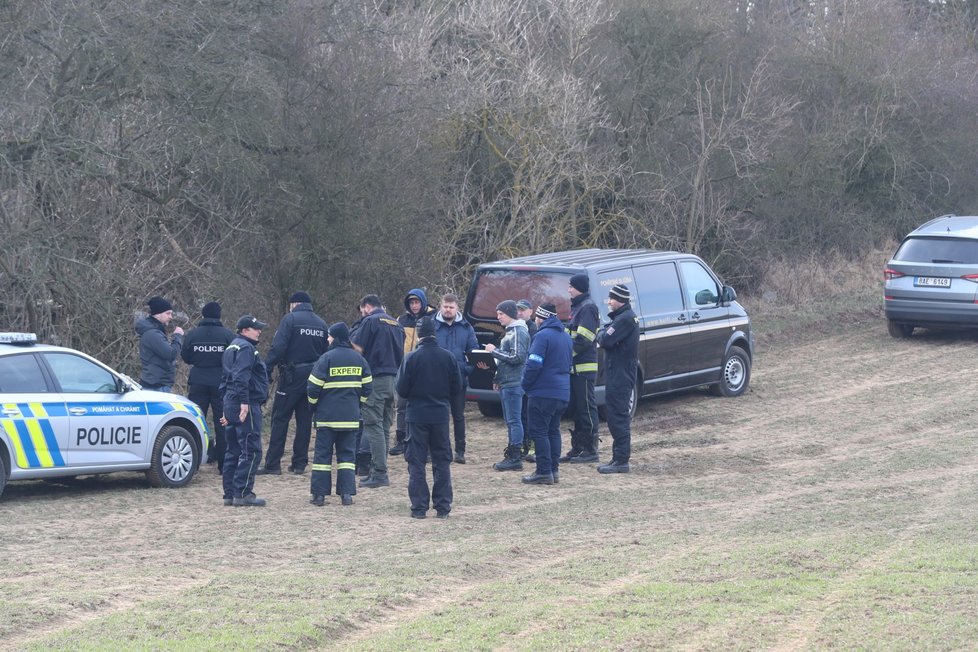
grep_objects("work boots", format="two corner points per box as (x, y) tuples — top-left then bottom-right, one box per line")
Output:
(597, 460), (630, 474)
(389, 430), (406, 455)
(493, 445), (523, 472)
(360, 472), (390, 489)
(356, 452), (372, 478)
(558, 429), (581, 463)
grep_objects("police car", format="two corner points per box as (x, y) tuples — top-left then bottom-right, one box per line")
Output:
(0, 332), (210, 499)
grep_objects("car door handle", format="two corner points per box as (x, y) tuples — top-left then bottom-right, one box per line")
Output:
(69, 407), (88, 416)
(677, 313), (688, 323)
(2, 407), (20, 417)
(690, 312), (701, 322)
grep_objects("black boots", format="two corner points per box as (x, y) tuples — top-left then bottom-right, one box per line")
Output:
(597, 460), (630, 474)
(356, 452), (372, 477)
(389, 430), (406, 455)
(493, 445), (523, 471)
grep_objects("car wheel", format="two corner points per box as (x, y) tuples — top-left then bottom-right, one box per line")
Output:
(712, 346), (751, 397)
(887, 320), (914, 338)
(477, 401), (503, 418)
(0, 455), (7, 500)
(146, 425), (199, 488)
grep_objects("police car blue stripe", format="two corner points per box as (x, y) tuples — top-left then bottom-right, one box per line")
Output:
(147, 402), (175, 416)
(13, 419), (41, 468)
(42, 402), (68, 417)
(37, 418), (66, 467)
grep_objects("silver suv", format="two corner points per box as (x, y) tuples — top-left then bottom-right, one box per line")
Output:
(884, 214), (978, 337)
(0, 333), (210, 499)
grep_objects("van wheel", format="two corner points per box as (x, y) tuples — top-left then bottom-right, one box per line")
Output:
(887, 320), (914, 338)
(146, 425), (199, 488)
(0, 455), (7, 500)
(711, 346), (751, 397)
(477, 401), (503, 418)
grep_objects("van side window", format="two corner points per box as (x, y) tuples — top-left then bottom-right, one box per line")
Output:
(680, 261), (721, 308)
(632, 263), (684, 316)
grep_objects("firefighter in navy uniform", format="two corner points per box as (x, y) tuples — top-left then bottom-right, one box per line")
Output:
(258, 291), (329, 475)
(561, 273), (601, 464)
(307, 322), (372, 506)
(181, 301), (234, 471)
(596, 284), (640, 474)
(220, 315), (270, 507)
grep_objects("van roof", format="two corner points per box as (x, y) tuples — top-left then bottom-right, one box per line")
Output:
(478, 248), (683, 270)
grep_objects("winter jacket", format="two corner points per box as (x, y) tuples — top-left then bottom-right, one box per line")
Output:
(180, 318), (234, 387)
(521, 315), (572, 400)
(397, 288), (437, 354)
(307, 341), (373, 430)
(135, 315), (183, 387)
(434, 311), (479, 379)
(350, 307), (404, 376)
(396, 338), (462, 423)
(220, 334), (270, 405)
(266, 303), (329, 389)
(598, 302), (640, 392)
(568, 292), (600, 376)
(491, 320), (529, 388)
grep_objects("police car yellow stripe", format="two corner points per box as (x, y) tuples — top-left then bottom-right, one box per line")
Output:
(2, 419), (29, 469)
(25, 419), (55, 468)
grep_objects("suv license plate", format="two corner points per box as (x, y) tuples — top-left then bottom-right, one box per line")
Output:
(914, 276), (951, 288)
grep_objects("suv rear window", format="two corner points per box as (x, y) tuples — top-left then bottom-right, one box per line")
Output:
(468, 270), (573, 320)
(894, 237), (978, 264)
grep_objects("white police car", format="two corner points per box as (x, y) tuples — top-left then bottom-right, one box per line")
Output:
(0, 332), (210, 499)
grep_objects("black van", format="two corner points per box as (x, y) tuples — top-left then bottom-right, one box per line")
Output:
(463, 248), (753, 417)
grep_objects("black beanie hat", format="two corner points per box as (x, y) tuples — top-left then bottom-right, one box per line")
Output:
(496, 300), (518, 319)
(147, 296), (172, 315)
(535, 303), (557, 320)
(289, 291), (312, 304)
(569, 273), (589, 293)
(201, 301), (221, 319)
(417, 316), (436, 339)
(609, 284), (631, 302)
(328, 321), (350, 341)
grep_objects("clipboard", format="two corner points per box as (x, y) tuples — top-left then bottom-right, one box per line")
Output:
(465, 349), (496, 370)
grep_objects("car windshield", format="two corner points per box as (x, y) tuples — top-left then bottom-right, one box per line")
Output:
(468, 269), (574, 320)
(893, 237), (978, 264)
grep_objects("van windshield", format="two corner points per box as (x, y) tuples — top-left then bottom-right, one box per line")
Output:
(468, 269), (574, 320)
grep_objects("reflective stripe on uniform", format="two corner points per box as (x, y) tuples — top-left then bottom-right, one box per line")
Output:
(315, 421), (360, 429)
(575, 326), (596, 341)
(336, 462), (356, 471)
(309, 375), (326, 387)
(321, 381), (363, 389)
(312, 463), (332, 472)
(573, 362), (598, 373)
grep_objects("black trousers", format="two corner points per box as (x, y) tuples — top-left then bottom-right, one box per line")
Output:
(405, 421), (453, 515)
(604, 386), (632, 462)
(264, 380), (312, 471)
(568, 373), (598, 452)
(310, 427), (357, 497)
(448, 380), (468, 454)
(188, 384), (225, 467)
(222, 402), (263, 499)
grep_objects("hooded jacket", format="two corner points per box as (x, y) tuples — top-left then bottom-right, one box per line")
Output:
(521, 315), (572, 400)
(180, 317), (234, 387)
(397, 288), (437, 355)
(135, 315), (183, 387)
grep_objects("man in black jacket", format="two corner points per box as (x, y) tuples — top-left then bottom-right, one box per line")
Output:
(351, 294), (405, 489)
(596, 284), (639, 474)
(181, 302), (234, 471)
(561, 273), (601, 464)
(396, 317), (461, 518)
(307, 322), (372, 506)
(221, 315), (270, 507)
(258, 291), (328, 476)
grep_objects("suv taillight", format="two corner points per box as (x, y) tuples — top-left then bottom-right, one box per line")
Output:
(961, 274), (978, 283)
(884, 269), (905, 281)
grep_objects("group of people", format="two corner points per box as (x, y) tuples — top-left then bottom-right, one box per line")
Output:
(135, 275), (640, 518)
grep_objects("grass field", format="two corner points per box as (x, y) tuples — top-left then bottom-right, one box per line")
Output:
(3, 281), (978, 650)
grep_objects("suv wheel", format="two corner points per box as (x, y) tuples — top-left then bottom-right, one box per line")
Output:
(477, 401), (503, 418)
(712, 346), (751, 397)
(887, 320), (914, 338)
(146, 425), (199, 488)
(0, 454), (7, 500)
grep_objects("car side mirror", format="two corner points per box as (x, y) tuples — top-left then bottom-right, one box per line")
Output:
(695, 288), (719, 306)
(721, 286), (737, 304)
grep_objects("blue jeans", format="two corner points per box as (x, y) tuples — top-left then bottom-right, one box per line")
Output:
(500, 386), (525, 447)
(527, 396), (567, 476)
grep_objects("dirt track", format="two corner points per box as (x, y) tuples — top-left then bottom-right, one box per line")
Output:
(3, 318), (978, 649)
